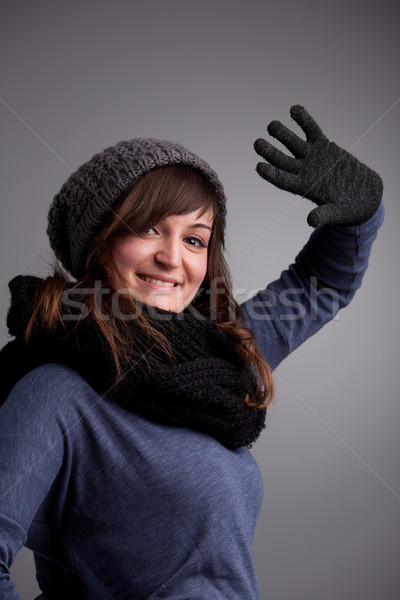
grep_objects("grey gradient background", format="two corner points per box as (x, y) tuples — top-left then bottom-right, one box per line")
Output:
(1, 1), (399, 598)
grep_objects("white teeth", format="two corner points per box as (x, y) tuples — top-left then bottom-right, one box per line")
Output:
(142, 276), (176, 287)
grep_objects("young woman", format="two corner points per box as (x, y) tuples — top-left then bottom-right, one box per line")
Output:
(0, 106), (384, 599)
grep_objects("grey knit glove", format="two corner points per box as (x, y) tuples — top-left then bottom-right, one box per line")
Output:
(254, 105), (383, 227)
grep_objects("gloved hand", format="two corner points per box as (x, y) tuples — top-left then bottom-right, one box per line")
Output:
(254, 105), (383, 227)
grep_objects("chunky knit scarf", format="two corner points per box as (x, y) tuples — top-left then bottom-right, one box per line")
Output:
(0, 276), (266, 449)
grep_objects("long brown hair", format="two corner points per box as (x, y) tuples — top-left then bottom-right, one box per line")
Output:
(27, 165), (274, 407)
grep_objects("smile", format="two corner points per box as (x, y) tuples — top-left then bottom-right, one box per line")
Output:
(137, 274), (179, 287)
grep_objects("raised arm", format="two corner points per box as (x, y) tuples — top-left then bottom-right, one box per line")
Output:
(240, 105), (384, 369)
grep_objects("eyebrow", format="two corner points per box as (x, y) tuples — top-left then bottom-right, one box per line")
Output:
(188, 223), (213, 232)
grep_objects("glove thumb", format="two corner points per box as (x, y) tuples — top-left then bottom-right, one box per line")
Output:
(307, 203), (340, 228)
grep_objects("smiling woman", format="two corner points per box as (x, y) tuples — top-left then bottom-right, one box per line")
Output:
(0, 108), (384, 600)
(111, 207), (213, 312)
(88, 164), (225, 311)
(104, 166), (215, 312)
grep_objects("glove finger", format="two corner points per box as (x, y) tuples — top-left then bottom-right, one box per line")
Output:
(254, 138), (298, 173)
(307, 203), (344, 228)
(267, 121), (309, 158)
(290, 105), (324, 142)
(256, 162), (303, 194)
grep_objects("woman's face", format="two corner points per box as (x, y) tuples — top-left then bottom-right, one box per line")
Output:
(111, 208), (213, 312)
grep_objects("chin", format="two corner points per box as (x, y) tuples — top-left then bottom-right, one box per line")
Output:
(145, 297), (185, 313)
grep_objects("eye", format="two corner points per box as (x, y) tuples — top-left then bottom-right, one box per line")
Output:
(142, 226), (158, 236)
(185, 235), (207, 249)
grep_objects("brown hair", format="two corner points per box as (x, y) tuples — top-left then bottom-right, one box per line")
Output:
(27, 165), (274, 407)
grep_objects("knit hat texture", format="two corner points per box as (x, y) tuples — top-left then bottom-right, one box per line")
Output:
(47, 139), (227, 278)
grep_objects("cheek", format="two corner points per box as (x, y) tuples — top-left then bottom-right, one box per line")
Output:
(193, 255), (209, 284)
(112, 238), (143, 268)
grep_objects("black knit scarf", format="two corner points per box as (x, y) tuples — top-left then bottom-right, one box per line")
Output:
(0, 276), (266, 449)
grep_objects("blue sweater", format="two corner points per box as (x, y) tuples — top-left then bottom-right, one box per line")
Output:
(0, 206), (384, 600)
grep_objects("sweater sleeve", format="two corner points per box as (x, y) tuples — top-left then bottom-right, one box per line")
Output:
(0, 369), (68, 599)
(240, 203), (384, 370)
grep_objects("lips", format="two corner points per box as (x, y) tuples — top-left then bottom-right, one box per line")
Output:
(137, 274), (180, 287)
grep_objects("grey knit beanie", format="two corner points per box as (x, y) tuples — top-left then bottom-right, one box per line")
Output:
(47, 138), (227, 278)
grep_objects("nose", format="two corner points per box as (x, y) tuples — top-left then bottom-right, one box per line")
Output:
(155, 238), (182, 269)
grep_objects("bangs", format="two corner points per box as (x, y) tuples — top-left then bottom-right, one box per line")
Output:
(114, 165), (218, 238)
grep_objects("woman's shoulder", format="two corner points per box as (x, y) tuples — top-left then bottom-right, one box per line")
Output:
(13, 362), (92, 393)
(3, 363), (100, 422)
